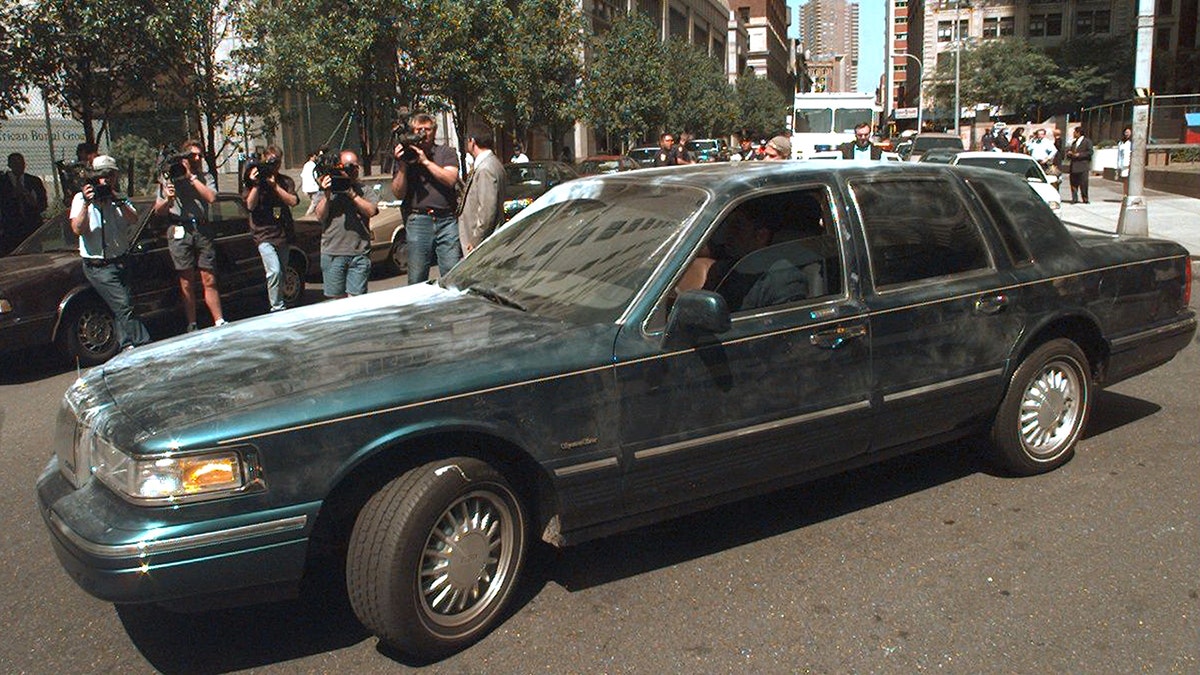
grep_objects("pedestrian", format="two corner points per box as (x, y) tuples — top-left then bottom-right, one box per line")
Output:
(315, 150), (378, 298)
(301, 147), (322, 215)
(763, 135), (791, 160)
(838, 123), (882, 160)
(243, 146), (299, 312)
(676, 132), (696, 164)
(1026, 128), (1058, 174)
(390, 112), (461, 284)
(1116, 126), (1133, 185)
(653, 132), (688, 167)
(458, 125), (507, 257)
(733, 137), (755, 161)
(559, 145), (573, 164)
(68, 155), (150, 351)
(0, 152), (48, 255)
(980, 127), (996, 151)
(1065, 126), (1094, 203)
(994, 126), (1009, 153)
(1009, 127), (1026, 153)
(153, 140), (225, 331)
(510, 142), (529, 164)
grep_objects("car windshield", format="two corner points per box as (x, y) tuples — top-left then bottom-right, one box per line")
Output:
(443, 180), (708, 325)
(956, 156), (1044, 180)
(579, 159), (622, 174)
(793, 108), (832, 133)
(10, 215), (78, 255)
(833, 108), (875, 133)
(686, 140), (716, 152)
(506, 164), (549, 185)
(914, 136), (963, 151)
(362, 177), (400, 204)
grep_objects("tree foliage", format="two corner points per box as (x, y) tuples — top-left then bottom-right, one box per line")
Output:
(25, 0), (164, 144)
(580, 13), (668, 151)
(735, 69), (789, 140)
(490, 0), (584, 152)
(0, 2), (32, 118)
(661, 40), (737, 138)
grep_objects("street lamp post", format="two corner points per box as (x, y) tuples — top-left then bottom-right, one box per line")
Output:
(893, 53), (924, 132)
(953, 2), (962, 137)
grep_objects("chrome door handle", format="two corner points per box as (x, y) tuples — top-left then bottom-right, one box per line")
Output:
(975, 294), (1008, 315)
(810, 323), (867, 349)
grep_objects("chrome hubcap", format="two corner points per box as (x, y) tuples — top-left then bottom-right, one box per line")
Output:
(419, 491), (514, 627)
(79, 308), (114, 354)
(1019, 358), (1082, 459)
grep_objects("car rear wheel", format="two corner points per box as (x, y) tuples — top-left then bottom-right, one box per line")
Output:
(282, 255), (305, 305)
(388, 236), (408, 277)
(989, 338), (1091, 475)
(347, 457), (527, 658)
(57, 298), (119, 366)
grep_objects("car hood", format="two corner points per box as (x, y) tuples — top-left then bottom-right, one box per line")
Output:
(88, 283), (616, 447)
(0, 251), (78, 291)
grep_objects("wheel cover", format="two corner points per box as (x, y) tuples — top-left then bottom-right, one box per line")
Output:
(77, 306), (115, 355)
(418, 488), (516, 628)
(282, 265), (301, 302)
(1018, 357), (1084, 460)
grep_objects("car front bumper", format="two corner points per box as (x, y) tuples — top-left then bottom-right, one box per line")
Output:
(36, 457), (317, 605)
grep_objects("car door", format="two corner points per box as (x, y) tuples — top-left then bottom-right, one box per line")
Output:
(613, 186), (873, 516)
(847, 174), (1025, 451)
(126, 209), (183, 315)
(207, 195), (259, 294)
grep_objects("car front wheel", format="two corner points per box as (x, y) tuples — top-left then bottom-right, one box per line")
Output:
(347, 457), (528, 658)
(388, 235), (408, 277)
(282, 255), (305, 305)
(990, 338), (1091, 475)
(57, 298), (119, 366)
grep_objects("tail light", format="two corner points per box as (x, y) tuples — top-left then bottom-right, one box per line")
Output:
(1185, 259), (1193, 307)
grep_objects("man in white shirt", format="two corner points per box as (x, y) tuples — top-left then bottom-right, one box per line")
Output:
(1026, 128), (1058, 171)
(301, 148), (322, 214)
(69, 155), (150, 351)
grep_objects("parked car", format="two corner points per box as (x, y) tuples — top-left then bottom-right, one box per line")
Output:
(917, 147), (961, 164)
(502, 160), (578, 220)
(296, 174), (408, 274)
(897, 132), (965, 161)
(576, 155), (641, 176)
(627, 146), (658, 168)
(39, 163), (1195, 660)
(0, 193), (320, 366)
(685, 138), (731, 162)
(951, 151), (1063, 211)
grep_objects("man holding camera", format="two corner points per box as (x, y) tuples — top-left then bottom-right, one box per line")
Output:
(153, 140), (224, 330)
(69, 155), (150, 351)
(314, 149), (378, 299)
(390, 113), (461, 283)
(243, 145), (299, 311)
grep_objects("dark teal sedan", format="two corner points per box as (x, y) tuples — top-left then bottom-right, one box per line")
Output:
(38, 163), (1195, 659)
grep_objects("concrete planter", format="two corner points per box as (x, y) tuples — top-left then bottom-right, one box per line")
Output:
(1092, 147), (1118, 173)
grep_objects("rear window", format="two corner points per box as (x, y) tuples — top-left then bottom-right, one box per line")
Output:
(914, 136), (964, 152)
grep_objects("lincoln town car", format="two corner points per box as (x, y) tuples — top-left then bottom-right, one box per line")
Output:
(37, 162), (1195, 658)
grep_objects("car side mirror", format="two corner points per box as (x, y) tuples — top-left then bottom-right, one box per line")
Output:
(663, 290), (731, 350)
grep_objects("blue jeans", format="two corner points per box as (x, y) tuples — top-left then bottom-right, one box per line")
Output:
(82, 259), (151, 349)
(406, 213), (461, 283)
(321, 253), (370, 297)
(258, 241), (289, 310)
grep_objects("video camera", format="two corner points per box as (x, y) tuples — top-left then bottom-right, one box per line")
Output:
(243, 154), (280, 188)
(314, 150), (353, 193)
(159, 152), (192, 182)
(84, 172), (115, 202)
(390, 115), (428, 164)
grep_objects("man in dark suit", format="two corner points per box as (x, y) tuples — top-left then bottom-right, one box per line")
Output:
(458, 125), (507, 256)
(1, 153), (48, 254)
(838, 123), (883, 160)
(1065, 126), (1094, 203)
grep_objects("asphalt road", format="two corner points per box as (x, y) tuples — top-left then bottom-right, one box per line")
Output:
(1, 274), (1196, 674)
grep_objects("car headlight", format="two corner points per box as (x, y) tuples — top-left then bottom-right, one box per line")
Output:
(92, 436), (262, 504)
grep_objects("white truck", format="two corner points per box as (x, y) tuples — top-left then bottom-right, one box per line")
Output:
(789, 92), (881, 158)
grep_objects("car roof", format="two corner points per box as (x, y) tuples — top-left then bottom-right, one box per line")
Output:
(954, 151), (1034, 160)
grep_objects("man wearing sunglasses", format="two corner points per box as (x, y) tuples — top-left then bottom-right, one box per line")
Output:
(154, 140), (224, 330)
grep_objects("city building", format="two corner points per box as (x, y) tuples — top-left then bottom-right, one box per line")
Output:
(797, 0), (859, 92)
(728, 0), (795, 95)
(884, 0), (1199, 130)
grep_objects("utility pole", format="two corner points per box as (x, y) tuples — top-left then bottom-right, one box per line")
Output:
(1118, 0), (1154, 236)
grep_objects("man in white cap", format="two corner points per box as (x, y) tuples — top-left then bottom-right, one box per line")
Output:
(68, 155), (150, 352)
(764, 135), (791, 160)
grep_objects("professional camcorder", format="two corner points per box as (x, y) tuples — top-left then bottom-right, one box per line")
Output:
(243, 154), (280, 188)
(84, 172), (115, 201)
(390, 115), (428, 164)
(314, 150), (353, 193)
(159, 152), (192, 182)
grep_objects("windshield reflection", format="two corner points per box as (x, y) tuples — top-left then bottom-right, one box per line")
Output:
(444, 180), (708, 324)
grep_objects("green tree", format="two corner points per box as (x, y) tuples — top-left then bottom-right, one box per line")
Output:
(25, 0), (164, 144)
(490, 0), (584, 156)
(0, 3), (32, 118)
(735, 70), (789, 140)
(580, 13), (668, 152)
(662, 39), (737, 138)
(242, 0), (401, 173)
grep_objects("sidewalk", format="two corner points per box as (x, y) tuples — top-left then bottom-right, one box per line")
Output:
(1057, 176), (1200, 259)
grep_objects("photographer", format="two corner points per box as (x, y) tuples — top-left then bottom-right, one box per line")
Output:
(390, 113), (461, 283)
(314, 149), (378, 298)
(153, 140), (224, 331)
(68, 155), (150, 351)
(243, 146), (299, 311)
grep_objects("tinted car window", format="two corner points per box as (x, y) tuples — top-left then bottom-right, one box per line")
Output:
(209, 197), (248, 238)
(852, 178), (991, 288)
(956, 156), (1045, 181)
